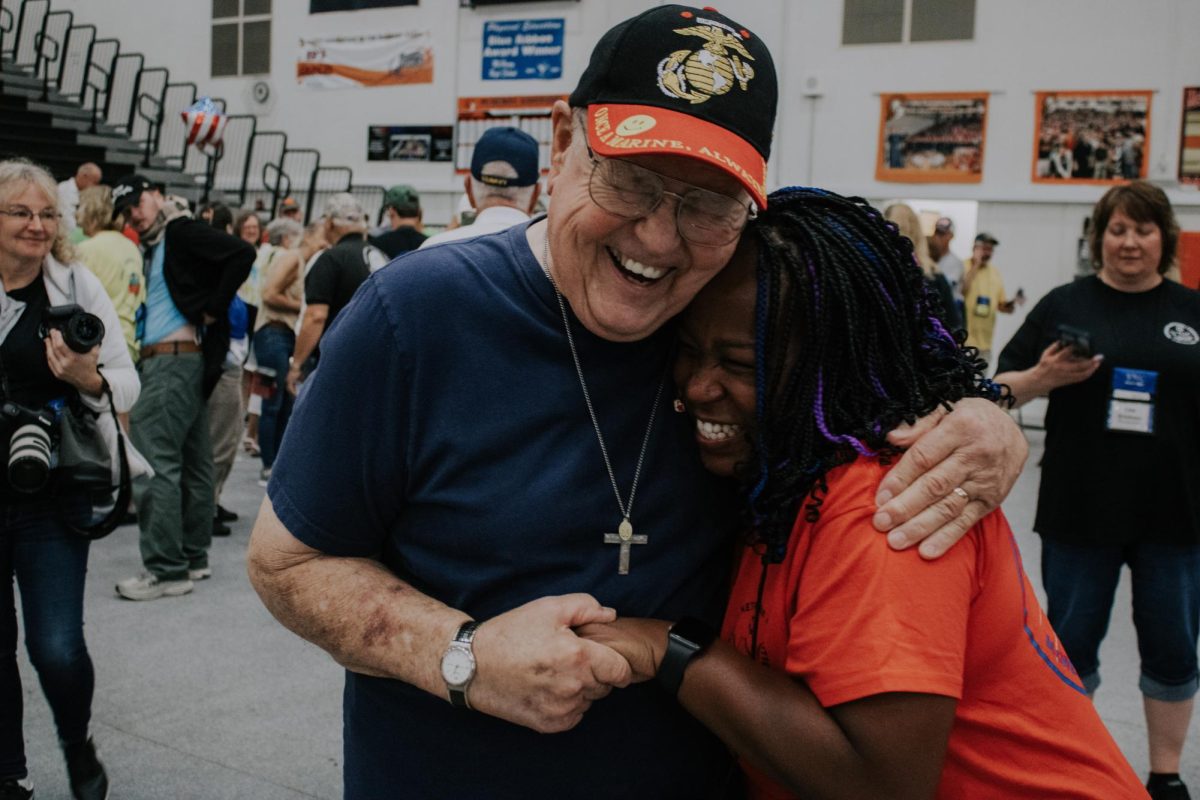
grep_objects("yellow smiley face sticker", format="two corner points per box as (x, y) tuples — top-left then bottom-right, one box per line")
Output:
(616, 114), (657, 137)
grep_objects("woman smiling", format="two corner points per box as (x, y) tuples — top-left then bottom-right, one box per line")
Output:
(0, 158), (138, 800)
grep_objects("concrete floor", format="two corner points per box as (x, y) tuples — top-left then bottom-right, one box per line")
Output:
(15, 423), (1197, 798)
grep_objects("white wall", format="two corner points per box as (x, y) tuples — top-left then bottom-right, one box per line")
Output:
(41, 0), (1200, 331)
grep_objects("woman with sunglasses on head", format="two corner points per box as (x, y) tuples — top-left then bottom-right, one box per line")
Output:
(579, 187), (1147, 799)
(0, 159), (138, 800)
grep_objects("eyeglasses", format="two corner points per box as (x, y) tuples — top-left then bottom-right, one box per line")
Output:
(583, 143), (755, 247)
(0, 208), (60, 226)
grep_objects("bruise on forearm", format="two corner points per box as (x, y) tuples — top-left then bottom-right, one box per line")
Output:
(248, 514), (467, 697)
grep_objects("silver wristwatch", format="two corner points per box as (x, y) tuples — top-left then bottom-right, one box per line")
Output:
(440, 621), (480, 709)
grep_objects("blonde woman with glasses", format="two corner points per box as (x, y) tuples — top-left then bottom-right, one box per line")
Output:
(0, 158), (138, 800)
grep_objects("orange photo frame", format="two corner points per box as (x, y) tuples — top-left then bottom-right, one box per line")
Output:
(455, 94), (566, 176)
(875, 92), (988, 184)
(1179, 87), (1200, 186)
(1031, 90), (1152, 185)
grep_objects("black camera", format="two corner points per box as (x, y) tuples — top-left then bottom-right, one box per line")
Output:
(1, 400), (57, 493)
(38, 304), (105, 353)
(1056, 324), (1094, 358)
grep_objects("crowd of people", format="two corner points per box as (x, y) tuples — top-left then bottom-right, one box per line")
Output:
(1038, 109), (1147, 180)
(1, 5), (1198, 800)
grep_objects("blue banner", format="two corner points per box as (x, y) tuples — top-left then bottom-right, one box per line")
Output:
(482, 18), (563, 81)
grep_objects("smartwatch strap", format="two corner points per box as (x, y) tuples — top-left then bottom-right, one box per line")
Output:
(656, 617), (717, 696)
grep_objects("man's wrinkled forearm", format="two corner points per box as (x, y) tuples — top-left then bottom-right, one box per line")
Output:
(247, 527), (465, 697)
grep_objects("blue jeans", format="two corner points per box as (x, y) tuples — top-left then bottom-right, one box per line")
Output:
(0, 496), (94, 781)
(254, 323), (295, 470)
(1041, 537), (1200, 701)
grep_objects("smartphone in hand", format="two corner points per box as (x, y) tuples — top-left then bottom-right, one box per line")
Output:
(1056, 323), (1093, 358)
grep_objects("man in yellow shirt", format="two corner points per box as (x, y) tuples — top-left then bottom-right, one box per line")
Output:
(962, 233), (1022, 362)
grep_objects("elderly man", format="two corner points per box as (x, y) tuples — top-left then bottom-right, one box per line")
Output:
(420, 126), (541, 248)
(57, 162), (101, 236)
(929, 216), (964, 299)
(285, 193), (379, 395)
(249, 7), (1026, 798)
(111, 174), (253, 600)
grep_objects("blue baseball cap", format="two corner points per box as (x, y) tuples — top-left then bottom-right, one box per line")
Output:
(470, 127), (539, 188)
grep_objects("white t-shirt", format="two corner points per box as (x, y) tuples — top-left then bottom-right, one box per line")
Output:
(57, 178), (80, 234)
(419, 206), (531, 249)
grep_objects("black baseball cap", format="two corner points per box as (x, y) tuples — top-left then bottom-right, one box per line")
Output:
(568, 5), (777, 208)
(110, 174), (153, 219)
(975, 232), (1000, 246)
(470, 127), (539, 188)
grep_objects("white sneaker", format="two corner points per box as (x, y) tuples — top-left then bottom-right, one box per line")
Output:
(115, 573), (194, 601)
(188, 567), (212, 581)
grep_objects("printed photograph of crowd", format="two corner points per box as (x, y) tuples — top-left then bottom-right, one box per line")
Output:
(877, 93), (987, 183)
(1034, 91), (1151, 183)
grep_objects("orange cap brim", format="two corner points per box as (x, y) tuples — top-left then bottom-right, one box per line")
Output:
(585, 103), (767, 209)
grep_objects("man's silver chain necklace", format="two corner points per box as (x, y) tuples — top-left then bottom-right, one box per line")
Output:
(540, 236), (665, 574)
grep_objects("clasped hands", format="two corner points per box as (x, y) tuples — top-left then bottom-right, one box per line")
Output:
(464, 398), (1026, 733)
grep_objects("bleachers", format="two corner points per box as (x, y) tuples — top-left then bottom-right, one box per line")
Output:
(0, 0), (384, 220)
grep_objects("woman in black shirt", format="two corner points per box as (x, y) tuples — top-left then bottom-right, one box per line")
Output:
(996, 181), (1200, 800)
(0, 159), (139, 800)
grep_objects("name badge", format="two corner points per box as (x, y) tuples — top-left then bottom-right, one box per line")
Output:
(1106, 367), (1157, 435)
(973, 295), (992, 318)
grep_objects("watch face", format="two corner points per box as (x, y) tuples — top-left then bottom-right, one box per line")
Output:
(441, 646), (475, 686)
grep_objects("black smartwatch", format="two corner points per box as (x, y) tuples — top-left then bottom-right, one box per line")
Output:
(656, 616), (718, 696)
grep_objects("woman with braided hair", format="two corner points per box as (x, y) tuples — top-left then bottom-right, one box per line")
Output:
(579, 187), (1146, 799)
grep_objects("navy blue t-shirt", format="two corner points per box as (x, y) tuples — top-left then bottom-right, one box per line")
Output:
(270, 223), (738, 799)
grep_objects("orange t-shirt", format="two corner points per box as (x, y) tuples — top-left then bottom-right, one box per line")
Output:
(722, 458), (1148, 800)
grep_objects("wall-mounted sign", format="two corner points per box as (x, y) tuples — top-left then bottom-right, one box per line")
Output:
(368, 125), (454, 162)
(875, 92), (988, 184)
(456, 95), (566, 173)
(482, 18), (563, 81)
(1032, 90), (1152, 185)
(311, 0), (417, 13)
(298, 32), (433, 89)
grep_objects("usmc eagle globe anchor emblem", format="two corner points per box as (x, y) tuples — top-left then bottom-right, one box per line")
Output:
(657, 19), (756, 105)
(1164, 322), (1199, 346)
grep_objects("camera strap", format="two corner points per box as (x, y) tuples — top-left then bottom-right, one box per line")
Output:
(0, 348), (10, 401)
(62, 377), (131, 540)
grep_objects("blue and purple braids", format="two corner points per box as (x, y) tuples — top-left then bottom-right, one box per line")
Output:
(744, 187), (1005, 563)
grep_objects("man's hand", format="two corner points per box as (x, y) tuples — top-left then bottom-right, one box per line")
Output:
(575, 617), (671, 683)
(286, 363), (302, 396)
(874, 398), (1027, 559)
(467, 594), (632, 734)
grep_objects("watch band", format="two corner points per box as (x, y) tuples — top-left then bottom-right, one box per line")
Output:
(656, 616), (717, 696)
(445, 621), (479, 709)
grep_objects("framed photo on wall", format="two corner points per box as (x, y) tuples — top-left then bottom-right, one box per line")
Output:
(875, 92), (988, 183)
(1180, 87), (1200, 186)
(455, 95), (565, 175)
(1032, 90), (1152, 185)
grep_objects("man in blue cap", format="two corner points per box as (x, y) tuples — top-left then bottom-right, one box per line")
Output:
(421, 126), (541, 248)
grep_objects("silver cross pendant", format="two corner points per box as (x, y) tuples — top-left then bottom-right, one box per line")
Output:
(602, 518), (648, 575)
